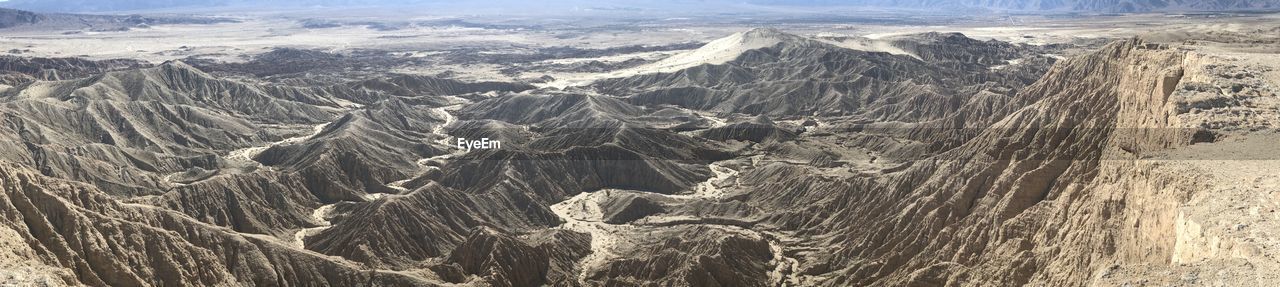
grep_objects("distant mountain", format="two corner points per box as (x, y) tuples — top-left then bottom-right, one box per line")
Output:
(0, 8), (44, 28)
(0, 0), (229, 13)
(963, 0), (1280, 12)
(752, 0), (1280, 12)
(0, 8), (235, 31)
(0, 0), (436, 13)
(4, 0), (1280, 13)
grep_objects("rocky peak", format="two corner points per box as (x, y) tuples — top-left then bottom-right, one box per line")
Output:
(0, 8), (44, 28)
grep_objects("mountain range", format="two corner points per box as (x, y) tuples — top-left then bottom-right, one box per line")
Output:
(3, 0), (1279, 13)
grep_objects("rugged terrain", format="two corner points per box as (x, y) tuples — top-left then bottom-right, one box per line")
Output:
(2, 6), (1280, 287)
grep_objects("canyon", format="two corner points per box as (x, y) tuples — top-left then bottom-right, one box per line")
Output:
(1, 4), (1279, 287)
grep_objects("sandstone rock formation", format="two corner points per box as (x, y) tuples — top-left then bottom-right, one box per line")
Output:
(2, 23), (1278, 286)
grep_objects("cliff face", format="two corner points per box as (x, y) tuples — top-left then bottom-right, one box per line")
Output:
(3, 25), (1276, 286)
(737, 39), (1216, 286)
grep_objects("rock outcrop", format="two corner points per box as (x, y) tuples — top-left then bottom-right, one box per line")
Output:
(2, 25), (1275, 287)
(739, 38), (1205, 286)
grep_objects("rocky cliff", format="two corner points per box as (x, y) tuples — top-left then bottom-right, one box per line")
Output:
(2, 26), (1276, 286)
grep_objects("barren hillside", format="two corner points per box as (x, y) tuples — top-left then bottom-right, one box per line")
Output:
(1, 5), (1279, 287)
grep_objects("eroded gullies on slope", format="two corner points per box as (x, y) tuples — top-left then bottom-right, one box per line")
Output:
(6, 10), (1280, 286)
(205, 28), (1056, 284)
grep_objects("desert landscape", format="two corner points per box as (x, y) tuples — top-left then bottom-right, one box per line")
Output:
(1, 0), (1280, 286)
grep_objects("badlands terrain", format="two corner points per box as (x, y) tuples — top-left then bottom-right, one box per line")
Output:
(1, 4), (1280, 287)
